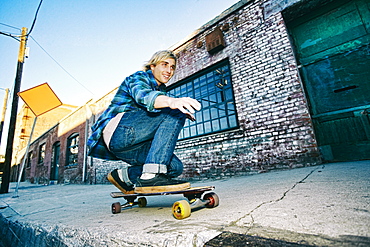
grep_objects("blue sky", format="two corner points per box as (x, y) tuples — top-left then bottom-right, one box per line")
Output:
(1, 0), (240, 105)
(0, 0), (240, 153)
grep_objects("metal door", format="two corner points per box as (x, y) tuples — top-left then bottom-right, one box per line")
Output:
(286, 0), (370, 161)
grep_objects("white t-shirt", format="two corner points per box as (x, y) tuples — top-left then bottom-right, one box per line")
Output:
(102, 112), (124, 150)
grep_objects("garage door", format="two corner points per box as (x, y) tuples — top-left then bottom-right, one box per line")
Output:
(285, 0), (370, 161)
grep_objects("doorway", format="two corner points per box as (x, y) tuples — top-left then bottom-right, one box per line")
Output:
(51, 142), (60, 180)
(284, 0), (370, 161)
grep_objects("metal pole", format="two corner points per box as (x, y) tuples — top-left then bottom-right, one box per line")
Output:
(13, 116), (37, 197)
(0, 27), (28, 194)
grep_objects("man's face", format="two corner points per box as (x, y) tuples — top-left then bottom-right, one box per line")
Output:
(150, 58), (176, 85)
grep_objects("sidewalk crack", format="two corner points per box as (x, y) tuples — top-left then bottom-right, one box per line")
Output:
(228, 165), (324, 232)
(0, 199), (22, 217)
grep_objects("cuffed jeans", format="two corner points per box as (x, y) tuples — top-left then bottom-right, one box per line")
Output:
(108, 107), (186, 184)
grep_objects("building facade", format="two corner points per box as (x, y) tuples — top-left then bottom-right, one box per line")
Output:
(10, 104), (78, 183)
(15, 0), (370, 184)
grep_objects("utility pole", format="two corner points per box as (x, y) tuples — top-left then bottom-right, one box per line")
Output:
(0, 27), (28, 194)
(0, 88), (9, 144)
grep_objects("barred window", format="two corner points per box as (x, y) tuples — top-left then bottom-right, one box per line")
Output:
(168, 60), (238, 139)
(66, 133), (79, 167)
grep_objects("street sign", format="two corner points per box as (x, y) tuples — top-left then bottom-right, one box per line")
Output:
(17, 82), (62, 116)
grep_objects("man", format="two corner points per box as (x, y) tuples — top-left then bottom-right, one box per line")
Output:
(87, 50), (201, 194)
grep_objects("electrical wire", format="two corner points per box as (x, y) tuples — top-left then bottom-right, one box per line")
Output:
(0, 22), (21, 31)
(1, 0), (95, 98)
(29, 35), (95, 96)
(0, 31), (20, 41)
(27, 0), (43, 36)
(0, 0), (42, 37)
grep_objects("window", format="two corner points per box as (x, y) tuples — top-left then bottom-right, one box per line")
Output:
(168, 60), (238, 139)
(51, 142), (60, 180)
(66, 133), (79, 167)
(38, 143), (46, 164)
(26, 151), (33, 168)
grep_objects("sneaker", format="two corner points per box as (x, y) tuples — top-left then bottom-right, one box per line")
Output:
(107, 169), (135, 194)
(135, 174), (190, 193)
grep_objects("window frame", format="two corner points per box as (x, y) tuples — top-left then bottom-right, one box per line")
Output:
(26, 151), (33, 168)
(167, 59), (238, 140)
(66, 133), (79, 168)
(38, 143), (46, 164)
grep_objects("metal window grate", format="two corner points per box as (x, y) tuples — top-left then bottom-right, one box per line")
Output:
(168, 60), (238, 139)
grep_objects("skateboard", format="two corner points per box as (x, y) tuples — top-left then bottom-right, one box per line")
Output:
(110, 185), (219, 219)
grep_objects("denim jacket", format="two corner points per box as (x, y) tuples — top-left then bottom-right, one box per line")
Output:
(87, 70), (166, 160)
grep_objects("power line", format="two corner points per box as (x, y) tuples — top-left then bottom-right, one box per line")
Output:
(0, 31), (20, 42)
(1, 1), (95, 97)
(0, 0), (42, 38)
(27, 0), (43, 36)
(0, 23), (21, 31)
(29, 35), (95, 96)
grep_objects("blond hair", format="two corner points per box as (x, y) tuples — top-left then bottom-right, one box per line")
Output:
(143, 50), (177, 71)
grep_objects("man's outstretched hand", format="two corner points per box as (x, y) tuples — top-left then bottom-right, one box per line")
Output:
(155, 95), (201, 121)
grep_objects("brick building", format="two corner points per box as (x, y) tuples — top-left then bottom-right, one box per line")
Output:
(10, 104), (78, 182)
(16, 0), (370, 184)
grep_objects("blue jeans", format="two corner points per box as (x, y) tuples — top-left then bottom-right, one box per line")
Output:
(109, 107), (186, 183)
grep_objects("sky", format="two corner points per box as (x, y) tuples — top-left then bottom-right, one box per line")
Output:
(0, 0), (240, 154)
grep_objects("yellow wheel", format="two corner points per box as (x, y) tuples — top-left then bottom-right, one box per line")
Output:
(172, 200), (191, 220)
(138, 197), (147, 207)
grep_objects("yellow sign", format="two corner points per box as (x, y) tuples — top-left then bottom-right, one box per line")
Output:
(18, 83), (62, 116)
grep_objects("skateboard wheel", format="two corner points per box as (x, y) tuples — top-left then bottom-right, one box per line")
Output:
(112, 202), (121, 214)
(203, 192), (219, 208)
(138, 197), (147, 207)
(172, 200), (191, 220)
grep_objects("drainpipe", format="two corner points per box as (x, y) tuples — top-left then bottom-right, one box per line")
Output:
(82, 100), (91, 183)
(82, 101), (94, 183)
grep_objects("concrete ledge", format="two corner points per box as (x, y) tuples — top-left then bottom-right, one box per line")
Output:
(0, 215), (66, 247)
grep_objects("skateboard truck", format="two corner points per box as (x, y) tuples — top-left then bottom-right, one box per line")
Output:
(112, 196), (147, 211)
(172, 192), (219, 219)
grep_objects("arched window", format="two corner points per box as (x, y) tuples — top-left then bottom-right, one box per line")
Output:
(38, 143), (46, 164)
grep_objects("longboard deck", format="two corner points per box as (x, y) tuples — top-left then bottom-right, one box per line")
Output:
(111, 185), (214, 198)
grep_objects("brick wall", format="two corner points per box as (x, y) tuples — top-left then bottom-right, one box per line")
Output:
(170, 0), (321, 180)
(18, 105), (89, 184)
(17, 0), (322, 184)
(59, 106), (88, 184)
(88, 0), (321, 184)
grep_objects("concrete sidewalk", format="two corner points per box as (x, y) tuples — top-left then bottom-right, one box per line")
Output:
(0, 161), (369, 246)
